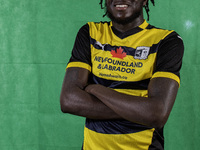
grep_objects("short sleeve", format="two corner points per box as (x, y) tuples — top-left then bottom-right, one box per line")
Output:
(152, 32), (184, 84)
(67, 24), (92, 71)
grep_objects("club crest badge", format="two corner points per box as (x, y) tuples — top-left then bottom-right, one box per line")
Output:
(134, 46), (150, 60)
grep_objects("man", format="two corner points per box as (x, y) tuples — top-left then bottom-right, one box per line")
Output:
(60, 0), (184, 149)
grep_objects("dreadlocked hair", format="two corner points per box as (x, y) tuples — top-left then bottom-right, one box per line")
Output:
(99, 0), (107, 17)
(99, 0), (155, 21)
(144, 0), (155, 21)
(99, 0), (104, 9)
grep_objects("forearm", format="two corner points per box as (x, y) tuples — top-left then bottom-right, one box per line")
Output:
(85, 79), (178, 128)
(60, 86), (121, 120)
(85, 84), (155, 126)
(60, 67), (121, 120)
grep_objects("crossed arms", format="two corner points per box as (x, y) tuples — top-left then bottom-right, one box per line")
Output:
(60, 67), (179, 128)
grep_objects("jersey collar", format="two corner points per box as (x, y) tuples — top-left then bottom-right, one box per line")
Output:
(138, 20), (149, 29)
(110, 20), (149, 39)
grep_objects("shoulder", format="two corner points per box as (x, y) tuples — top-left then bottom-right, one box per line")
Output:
(157, 29), (184, 54)
(78, 22), (111, 34)
(87, 21), (111, 31)
(78, 23), (89, 34)
(147, 24), (183, 41)
(87, 21), (111, 26)
(146, 24), (181, 40)
(145, 23), (184, 50)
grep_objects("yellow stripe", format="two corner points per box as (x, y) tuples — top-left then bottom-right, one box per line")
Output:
(84, 127), (155, 150)
(152, 72), (180, 85)
(114, 89), (148, 97)
(111, 20), (149, 30)
(66, 62), (91, 71)
(88, 22), (174, 49)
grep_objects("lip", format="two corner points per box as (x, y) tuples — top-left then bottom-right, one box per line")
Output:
(113, 1), (131, 10)
(114, 4), (129, 10)
(113, 0), (132, 6)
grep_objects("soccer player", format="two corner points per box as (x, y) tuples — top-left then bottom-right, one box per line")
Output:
(60, 0), (184, 149)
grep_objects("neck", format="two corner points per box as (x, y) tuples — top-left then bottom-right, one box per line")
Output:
(112, 17), (145, 33)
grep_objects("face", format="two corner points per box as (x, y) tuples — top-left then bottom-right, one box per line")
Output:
(106, 0), (147, 25)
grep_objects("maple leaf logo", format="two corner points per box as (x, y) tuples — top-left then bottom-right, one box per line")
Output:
(111, 47), (127, 59)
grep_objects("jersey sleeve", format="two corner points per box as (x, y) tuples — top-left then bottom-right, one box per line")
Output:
(152, 32), (184, 84)
(66, 23), (92, 71)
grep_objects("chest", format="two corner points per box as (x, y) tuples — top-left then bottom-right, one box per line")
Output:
(90, 35), (158, 82)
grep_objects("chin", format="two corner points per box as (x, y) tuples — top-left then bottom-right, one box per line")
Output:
(107, 11), (141, 25)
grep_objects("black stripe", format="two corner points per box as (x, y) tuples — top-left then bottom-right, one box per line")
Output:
(90, 37), (159, 57)
(91, 74), (150, 90)
(86, 119), (152, 134)
(148, 128), (164, 150)
(111, 26), (143, 39)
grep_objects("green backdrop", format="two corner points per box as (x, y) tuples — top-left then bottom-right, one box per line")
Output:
(0, 0), (199, 150)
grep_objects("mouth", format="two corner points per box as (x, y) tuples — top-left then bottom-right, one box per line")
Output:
(114, 4), (129, 10)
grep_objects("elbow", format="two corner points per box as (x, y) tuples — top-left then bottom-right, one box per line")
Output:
(149, 108), (169, 129)
(60, 97), (70, 113)
(151, 116), (168, 129)
(60, 94), (75, 114)
(60, 101), (69, 113)
(60, 86), (86, 115)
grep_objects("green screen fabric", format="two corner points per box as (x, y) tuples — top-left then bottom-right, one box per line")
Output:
(0, 0), (199, 150)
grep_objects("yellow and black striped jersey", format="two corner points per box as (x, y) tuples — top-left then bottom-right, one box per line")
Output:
(67, 20), (184, 150)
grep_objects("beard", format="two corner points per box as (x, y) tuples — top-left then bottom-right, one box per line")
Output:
(106, 9), (142, 25)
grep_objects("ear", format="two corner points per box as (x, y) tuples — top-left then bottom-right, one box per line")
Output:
(143, 0), (148, 6)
